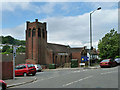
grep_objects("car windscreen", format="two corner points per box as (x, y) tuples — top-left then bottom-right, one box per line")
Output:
(27, 64), (34, 68)
(101, 59), (109, 62)
(15, 65), (26, 69)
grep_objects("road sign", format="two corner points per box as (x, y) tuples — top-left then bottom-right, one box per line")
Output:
(81, 56), (89, 62)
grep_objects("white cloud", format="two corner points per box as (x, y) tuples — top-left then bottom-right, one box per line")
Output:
(1, 8), (118, 49)
(1, 23), (26, 40)
(1, 2), (55, 14)
(43, 9), (118, 48)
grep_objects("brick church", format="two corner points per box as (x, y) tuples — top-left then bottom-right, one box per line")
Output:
(25, 19), (87, 67)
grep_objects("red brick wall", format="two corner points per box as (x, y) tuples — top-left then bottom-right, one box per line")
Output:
(1, 62), (13, 80)
(72, 52), (81, 64)
(26, 59), (36, 64)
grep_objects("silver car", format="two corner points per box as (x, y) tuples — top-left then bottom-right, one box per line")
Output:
(34, 64), (42, 72)
(115, 58), (120, 65)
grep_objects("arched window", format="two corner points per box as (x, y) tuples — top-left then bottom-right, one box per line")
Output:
(28, 28), (31, 37)
(38, 28), (41, 37)
(32, 28), (36, 37)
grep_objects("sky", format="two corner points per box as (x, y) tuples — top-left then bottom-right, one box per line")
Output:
(0, 1), (119, 49)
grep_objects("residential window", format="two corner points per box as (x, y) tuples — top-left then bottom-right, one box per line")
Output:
(38, 28), (41, 37)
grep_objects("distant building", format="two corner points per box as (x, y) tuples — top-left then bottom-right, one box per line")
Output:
(87, 48), (99, 63)
(0, 44), (13, 49)
(25, 19), (87, 67)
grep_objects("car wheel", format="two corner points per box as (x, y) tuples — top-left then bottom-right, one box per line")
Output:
(23, 73), (27, 77)
(0, 85), (2, 90)
(1, 83), (6, 90)
(100, 66), (103, 68)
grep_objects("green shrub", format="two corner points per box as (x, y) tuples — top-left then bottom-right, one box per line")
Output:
(1, 52), (11, 54)
(115, 56), (120, 58)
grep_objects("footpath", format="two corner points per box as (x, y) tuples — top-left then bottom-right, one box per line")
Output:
(4, 76), (37, 88)
(5, 65), (100, 88)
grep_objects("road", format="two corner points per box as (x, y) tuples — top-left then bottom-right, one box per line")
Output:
(9, 66), (118, 88)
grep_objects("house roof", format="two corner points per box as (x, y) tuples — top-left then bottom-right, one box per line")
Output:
(47, 43), (70, 53)
(87, 49), (98, 55)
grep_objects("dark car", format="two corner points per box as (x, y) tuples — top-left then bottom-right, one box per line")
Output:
(100, 59), (117, 68)
(0, 80), (7, 90)
(15, 64), (36, 77)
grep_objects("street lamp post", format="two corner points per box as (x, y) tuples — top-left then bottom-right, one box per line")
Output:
(89, 7), (101, 66)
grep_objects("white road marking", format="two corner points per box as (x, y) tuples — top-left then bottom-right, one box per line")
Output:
(73, 69), (88, 73)
(62, 75), (93, 87)
(100, 70), (118, 75)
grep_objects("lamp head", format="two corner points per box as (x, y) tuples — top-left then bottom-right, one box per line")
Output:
(97, 7), (101, 10)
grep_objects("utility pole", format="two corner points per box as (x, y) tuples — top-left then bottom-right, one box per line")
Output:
(89, 7), (101, 66)
(13, 46), (16, 80)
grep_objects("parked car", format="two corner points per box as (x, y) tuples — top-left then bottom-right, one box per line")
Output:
(100, 59), (117, 68)
(34, 64), (42, 72)
(114, 58), (120, 65)
(0, 80), (7, 90)
(15, 64), (36, 77)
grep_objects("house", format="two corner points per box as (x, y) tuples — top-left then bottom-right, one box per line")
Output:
(87, 48), (99, 63)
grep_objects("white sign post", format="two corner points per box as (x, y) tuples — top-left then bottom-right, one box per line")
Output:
(13, 46), (16, 80)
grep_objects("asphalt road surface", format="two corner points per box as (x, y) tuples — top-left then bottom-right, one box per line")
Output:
(9, 66), (118, 88)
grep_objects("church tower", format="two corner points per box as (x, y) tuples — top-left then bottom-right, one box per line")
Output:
(25, 19), (47, 64)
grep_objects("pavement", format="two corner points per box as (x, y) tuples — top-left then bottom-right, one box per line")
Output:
(4, 76), (37, 88)
(4, 65), (100, 88)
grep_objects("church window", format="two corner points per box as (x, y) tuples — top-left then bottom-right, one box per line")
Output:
(38, 28), (41, 37)
(32, 28), (36, 37)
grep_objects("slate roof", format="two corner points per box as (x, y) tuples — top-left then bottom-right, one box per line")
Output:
(47, 43), (87, 54)
(47, 43), (70, 53)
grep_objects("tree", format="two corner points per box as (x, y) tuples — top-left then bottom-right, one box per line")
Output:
(2, 36), (15, 45)
(17, 46), (26, 53)
(1, 35), (26, 46)
(2, 45), (10, 52)
(98, 29), (120, 59)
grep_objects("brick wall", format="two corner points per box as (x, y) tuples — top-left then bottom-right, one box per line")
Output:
(1, 62), (13, 80)
(1, 54), (26, 80)
(72, 52), (81, 63)
(2, 54), (25, 65)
